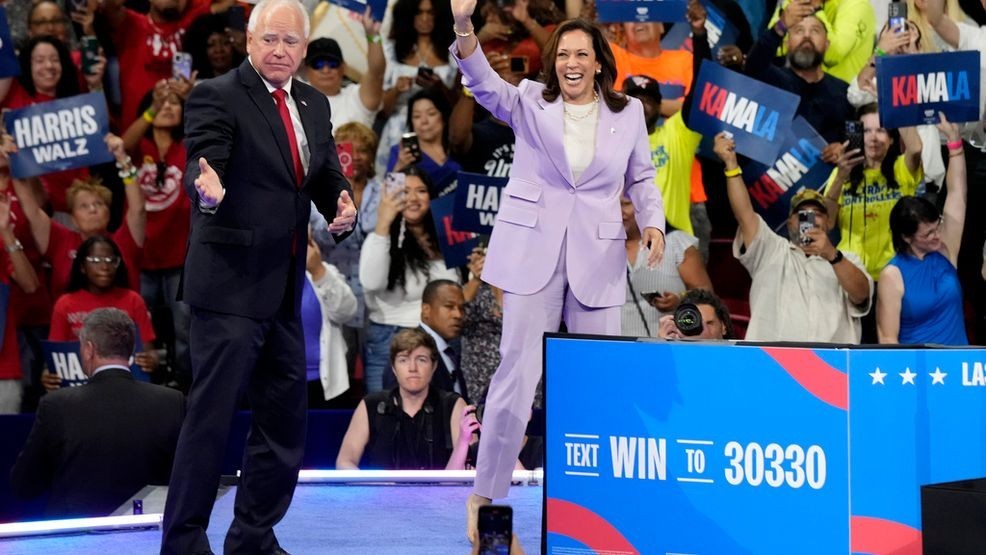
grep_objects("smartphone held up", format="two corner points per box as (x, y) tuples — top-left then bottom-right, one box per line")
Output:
(478, 504), (513, 555)
(401, 132), (423, 164)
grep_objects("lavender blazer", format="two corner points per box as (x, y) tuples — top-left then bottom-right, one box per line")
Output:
(453, 45), (665, 308)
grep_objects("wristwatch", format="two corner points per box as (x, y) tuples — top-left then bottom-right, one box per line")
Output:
(828, 250), (844, 265)
(5, 239), (23, 253)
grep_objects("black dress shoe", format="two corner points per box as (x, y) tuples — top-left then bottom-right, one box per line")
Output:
(271, 548), (291, 555)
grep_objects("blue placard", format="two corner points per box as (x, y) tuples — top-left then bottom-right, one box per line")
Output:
(660, 0), (739, 57)
(741, 116), (834, 232)
(596, 0), (688, 23)
(430, 193), (479, 269)
(4, 92), (114, 179)
(847, 348), (986, 552)
(688, 61), (799, 165)
(0, 7), (18, 78)
(452, 172), (506, 235)
(327, 0), (387, 23)
(876, 51), (981, 127)
(43, 338), (148, 388)
(544, 338), (850, 553)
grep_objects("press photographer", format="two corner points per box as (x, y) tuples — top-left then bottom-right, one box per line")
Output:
(657, 289), (735, 340)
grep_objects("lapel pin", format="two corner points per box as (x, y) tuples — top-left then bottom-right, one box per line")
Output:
(610, 127), (615, 134)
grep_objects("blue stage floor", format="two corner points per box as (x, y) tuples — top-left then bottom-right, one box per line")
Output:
(1, 484), (543, 554)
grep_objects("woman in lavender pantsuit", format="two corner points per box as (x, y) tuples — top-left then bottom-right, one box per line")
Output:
(449, 2), (667, 542)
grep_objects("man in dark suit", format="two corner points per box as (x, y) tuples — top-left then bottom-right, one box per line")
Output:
(9, 308), (185, 518)
(414, 279), (468, 402)
(161, 0), (356, 552)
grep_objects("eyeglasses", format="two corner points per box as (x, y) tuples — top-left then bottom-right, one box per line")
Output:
(309, 58), (341, 70)
(915, 217), (944, 241)
(84, 256), (120, 266)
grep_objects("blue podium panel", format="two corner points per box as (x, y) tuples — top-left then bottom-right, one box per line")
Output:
(544, 338), (850, 554)
(848, 348), (986, 553)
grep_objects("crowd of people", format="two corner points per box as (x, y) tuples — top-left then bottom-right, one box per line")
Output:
(4, 0), (986, 533)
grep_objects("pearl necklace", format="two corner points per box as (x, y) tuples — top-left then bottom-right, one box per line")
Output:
(564, 90), (599, 121)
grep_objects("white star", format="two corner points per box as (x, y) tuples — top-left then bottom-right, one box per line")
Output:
(900, 368), (917, 385)
(869, 367), (887, 385)
(929, 367), (947, 385)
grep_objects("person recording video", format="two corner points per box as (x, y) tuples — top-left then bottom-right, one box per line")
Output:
(656, 289), (735, 340)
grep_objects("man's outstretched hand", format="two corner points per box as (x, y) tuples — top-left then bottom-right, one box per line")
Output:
(195, 157), (224, 208)
(328, 190), (357, 233)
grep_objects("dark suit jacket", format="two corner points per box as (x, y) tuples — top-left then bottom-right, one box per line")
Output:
(9, 368), (186, 517)
(180, 59), (353, 319)
(418, 325), (468, 403)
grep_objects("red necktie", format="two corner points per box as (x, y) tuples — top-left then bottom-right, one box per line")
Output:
(272, 88), (304, 187)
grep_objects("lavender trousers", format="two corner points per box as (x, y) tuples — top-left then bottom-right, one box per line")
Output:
(473, 238), (621, 499)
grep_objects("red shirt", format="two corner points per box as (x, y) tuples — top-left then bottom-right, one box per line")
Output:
(49, 287), (155, 343)
(3, 81), (89, 213)
(0, 261), (22, 380)
(46, 222), (142, 300)
(8, 193), (52, 326)
(113, 0), (212, 129)
(137, 138), (190, 270)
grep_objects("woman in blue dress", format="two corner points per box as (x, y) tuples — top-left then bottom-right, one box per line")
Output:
(877, 114), (968, 345)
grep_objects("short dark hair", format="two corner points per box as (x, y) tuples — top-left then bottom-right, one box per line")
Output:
(422, 279), (461, 305)
(890, 196), (940, 253)
(680, 288), (735, 340)
(389, 328), (439, 367)
(79, 308), (136, 360)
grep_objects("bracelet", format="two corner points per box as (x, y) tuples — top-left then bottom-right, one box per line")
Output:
(122, 175), (136, 186)
(118, 165), (137, 179)
(4, 239), (23, 254)
(367, 34), (382, 44)
(947, 140), (963, 151)
(723, 167), (742, 178)
(115, 155), (133, 171)
(875, 47), (887, 57)
(828, 250), (844, 265)
(453, 24), (473, 37)
(142, 109), (156, 123)
(461, 86), (473, 99)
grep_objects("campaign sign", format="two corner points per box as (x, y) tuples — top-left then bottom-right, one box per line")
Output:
(327, 0), (387, 23)
(596, 0), (688, 23)
(430, 193), (479, 269)
(661, 0), (739, 57)
(741, 116), (834, 232)
(848, 348), (986, 553)
(452, 172), (506, 235)
(876, 51), (981, 127)
(544, 337), (850, 553)
(43, 339), (148, 388)
(689, 61), (799, 165)
(0, 8), (18, 78)
(5, 92), (114, 178)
